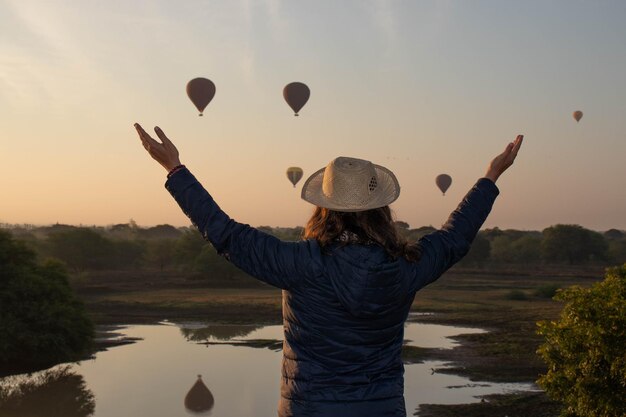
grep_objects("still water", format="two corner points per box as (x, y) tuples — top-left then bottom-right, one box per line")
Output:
(0, 321), (534, 416)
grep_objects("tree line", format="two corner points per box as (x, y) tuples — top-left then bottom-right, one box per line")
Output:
(2, 222), (625, 277)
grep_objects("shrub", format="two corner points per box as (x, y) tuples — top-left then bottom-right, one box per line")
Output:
(534, 284), (560, 299)
(536, 264), (626, 417)
(507, 289), (529, 300)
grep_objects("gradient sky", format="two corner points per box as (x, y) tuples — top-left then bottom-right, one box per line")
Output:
(1, 1), (625, 231)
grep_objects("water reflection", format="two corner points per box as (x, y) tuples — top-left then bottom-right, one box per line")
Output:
(180, 323), (283, 351)
(0, 323), (533, 417)
(184, 375), (214, 415)
(0, 366), (95, 417)
(180, 324), (262, 342)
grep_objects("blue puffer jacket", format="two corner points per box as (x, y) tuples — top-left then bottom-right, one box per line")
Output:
(166, 168), (499, 417)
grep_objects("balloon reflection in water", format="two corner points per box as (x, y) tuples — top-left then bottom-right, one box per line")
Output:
(184, 375), (215, 414)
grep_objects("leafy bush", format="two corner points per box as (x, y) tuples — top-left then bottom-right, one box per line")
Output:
(506, 289), (529, 300)
(537, 264), (626, 417)
(0, 231), (94, 374)
(534, 284), (560, 299)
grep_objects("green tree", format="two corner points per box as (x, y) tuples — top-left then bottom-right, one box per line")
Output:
(45, 228), (114, 270)
(144, 238), (177, 271)
(541, 224), (608, 264)
(491, 234), (542, 263)
(174, 229), (208, 268)
(490, 235), (515, 263)
(458, 233), (491, 266)
(604, 229), (624, 240)
(607, 239), (626, 264)
(110, 239), (145, 269)
(604, 229), (626, 264)
(136, 224), (183, 240)
(536, 265), (626, 417)
(193, 245), (242, 281)
(0, 231), (94, 374)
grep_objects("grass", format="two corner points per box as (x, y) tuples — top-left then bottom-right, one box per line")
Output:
(84, 287), (283, 324)
(417, 391), (561, 417)
(401, 345), (438, 364)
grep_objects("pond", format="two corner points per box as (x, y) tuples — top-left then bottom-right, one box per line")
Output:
(0, 321), (534, 416)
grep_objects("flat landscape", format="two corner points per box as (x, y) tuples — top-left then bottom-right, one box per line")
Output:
(78, 264), (606, 417)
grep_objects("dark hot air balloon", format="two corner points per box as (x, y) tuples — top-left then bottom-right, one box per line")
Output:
(184, 375), (214, 413)
(573, 110), (583, 122)
(283, 82), (310, 116)
(186, 78), (216, 116)
(286, 167), (303, 187)
(435, 174), (452, 196)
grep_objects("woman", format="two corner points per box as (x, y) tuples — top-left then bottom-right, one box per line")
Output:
(134, 124), (523, 417)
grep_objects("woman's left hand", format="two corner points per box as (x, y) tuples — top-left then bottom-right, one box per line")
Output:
(134, 123), (182, 172)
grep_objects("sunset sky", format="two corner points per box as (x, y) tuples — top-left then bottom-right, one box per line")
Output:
(1, 1), (625, 231)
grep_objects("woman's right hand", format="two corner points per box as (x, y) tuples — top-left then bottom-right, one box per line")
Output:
(134, 123), (182, 173)
(484, 135), (523, 183)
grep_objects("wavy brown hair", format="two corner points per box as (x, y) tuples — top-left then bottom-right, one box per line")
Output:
(303, 206), (422, 262)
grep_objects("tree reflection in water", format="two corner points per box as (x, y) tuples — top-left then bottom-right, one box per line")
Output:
(0, 366), (95, 417)
(179, 324), (262, 342)
(179, 324), (282, 351)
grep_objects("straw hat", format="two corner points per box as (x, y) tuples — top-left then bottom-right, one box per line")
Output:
(301, 156), (400, 212)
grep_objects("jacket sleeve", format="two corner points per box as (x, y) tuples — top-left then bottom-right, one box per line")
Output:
(164, 167), (320, 290)
(410, 178), (499, 292)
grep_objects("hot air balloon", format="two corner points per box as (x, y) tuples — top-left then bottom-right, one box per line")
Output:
(573, 110), (583, 122)
(286, 167), (303, 188)
(435, 174), (452, 196)
(283, 82), (310, 116)
(184, 375), (214, 413)
(186, 78), (216, 116)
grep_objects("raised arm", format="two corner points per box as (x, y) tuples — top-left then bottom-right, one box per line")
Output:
(411, 135), (523, 291)
(134, 124), (320, 290)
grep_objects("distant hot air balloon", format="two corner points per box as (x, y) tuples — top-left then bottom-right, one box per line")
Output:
(283, 82), (310, 116)
(186, 78), (216, 116)
(286, 167), (304, 188)
(184, 375), (214, 413)
(573, 110), (583, 122)
(435, 174), (452, 196)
